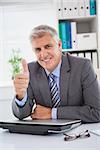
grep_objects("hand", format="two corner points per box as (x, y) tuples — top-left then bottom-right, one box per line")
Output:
(31, 105), (52, 120)
(13, 59), (29, 100)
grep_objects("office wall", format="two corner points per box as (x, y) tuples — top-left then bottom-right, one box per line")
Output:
(0, 86), (15, 101)
(0, 2), (57, 100)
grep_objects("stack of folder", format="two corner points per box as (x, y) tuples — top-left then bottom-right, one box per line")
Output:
(59, 21), (77, 51)
(58, 0), (96, 19)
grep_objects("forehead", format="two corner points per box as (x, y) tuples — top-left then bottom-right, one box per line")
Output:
(31, 33), (56, 48)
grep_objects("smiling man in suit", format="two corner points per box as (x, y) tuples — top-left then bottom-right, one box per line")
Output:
(12, 25), (100, 123)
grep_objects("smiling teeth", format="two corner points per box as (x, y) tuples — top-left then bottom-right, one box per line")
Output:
(44, 59), (50, 62)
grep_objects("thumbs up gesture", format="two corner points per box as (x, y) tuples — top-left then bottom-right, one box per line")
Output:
(13, 59), (29, 100)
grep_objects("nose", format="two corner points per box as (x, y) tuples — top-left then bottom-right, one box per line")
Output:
(39, 47), (47, 58)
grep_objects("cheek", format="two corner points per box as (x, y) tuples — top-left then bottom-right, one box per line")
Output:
(54, 50), (61, 59)
(35, 53), (40, 60)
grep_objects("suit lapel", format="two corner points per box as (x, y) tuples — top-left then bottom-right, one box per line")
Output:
(60, 55), (71, 106)
(37, 68), (52, 107)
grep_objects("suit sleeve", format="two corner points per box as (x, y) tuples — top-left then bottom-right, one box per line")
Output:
(12, 82), (35, 120)
(57, 60), (100, 123)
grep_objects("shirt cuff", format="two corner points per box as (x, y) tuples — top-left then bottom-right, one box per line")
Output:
(52, 108), (57, 119)
(15, 92), (27, 107)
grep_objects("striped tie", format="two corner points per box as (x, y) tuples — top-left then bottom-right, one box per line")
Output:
(49, 74), (60, 108)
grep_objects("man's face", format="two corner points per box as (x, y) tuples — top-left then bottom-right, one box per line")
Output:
(32, 33), (62, 72)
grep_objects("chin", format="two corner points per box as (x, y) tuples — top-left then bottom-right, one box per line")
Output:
(40, 61), (55, 71)
(46, 66), (54, 72)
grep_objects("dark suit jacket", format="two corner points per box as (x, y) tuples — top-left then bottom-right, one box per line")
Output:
(12, 54), (100, 122)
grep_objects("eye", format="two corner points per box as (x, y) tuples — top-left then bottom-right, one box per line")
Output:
(34, 48), (41, 53)
(45, 44), (53, 49)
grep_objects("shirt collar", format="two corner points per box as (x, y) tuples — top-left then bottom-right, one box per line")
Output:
(45, 60), (61, 78)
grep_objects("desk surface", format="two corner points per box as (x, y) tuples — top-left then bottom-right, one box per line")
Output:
(0, 123), (100, 150)
(0, 101), (100, 150)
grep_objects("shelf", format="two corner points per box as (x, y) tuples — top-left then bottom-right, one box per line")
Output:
(62, 49), (97, 53)
(59, 15), (96, 22)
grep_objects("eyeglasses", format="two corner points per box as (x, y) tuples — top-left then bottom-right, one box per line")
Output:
(63, 130), (90, 141)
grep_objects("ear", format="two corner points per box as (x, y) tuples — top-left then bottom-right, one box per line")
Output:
(58, 40), (62, 50)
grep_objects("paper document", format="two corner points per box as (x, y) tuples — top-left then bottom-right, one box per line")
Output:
(90, 128), (100, 136)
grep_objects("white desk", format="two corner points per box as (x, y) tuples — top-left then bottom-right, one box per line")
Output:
(0, 123), (100, 150)
(0, 101), (100, 150)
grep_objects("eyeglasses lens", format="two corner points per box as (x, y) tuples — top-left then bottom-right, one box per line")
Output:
(64, 130), (90, 141)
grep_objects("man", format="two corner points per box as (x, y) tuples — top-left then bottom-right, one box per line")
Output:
(12, 25), (100, 123)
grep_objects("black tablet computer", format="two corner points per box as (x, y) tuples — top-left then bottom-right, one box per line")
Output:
(0, 119), (81, 135)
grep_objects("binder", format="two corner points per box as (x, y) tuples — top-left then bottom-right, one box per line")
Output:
(59, 22), (62, 40)
(92, 52), (97, 68)
(59, 21), (72, 50)
(62, 0), (69, 18)
(63, 0), (73, 19)
(72, 0), (78, 18)
(94, 69), (100, 81)
(90, 0), (96, 15)
(77, 33), (97, 50)
(65, 21), (72, 49)
(78, 0), (85, 17)
(85, 53), (91, 61)
(78, 53), (84, 58)
(71, 53), (78, 57)
(84, 0), (90, 17)
(71, 22), (77, 50)
(57, 0), (63, 19)
(59, 22), (68, 49)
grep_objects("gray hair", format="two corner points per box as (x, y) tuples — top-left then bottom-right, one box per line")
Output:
(30, 25), (59, 43)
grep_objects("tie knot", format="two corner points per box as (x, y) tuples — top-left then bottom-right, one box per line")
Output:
(49, 73), (54, 78)
(49, 74), (55, 82)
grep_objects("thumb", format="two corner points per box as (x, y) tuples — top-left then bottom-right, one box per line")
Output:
(21, 59), (29, 74)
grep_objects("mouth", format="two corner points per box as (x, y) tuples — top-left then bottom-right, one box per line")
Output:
(41, 57), (52, 63)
